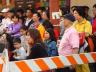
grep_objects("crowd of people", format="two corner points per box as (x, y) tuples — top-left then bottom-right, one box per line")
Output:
(0, 4), (96, 72)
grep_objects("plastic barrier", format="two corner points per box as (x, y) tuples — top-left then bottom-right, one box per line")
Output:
(0, 52), (96, 72)
(0, 57), (4, 72)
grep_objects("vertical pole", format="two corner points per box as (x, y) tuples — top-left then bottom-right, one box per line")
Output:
(6, 0), (10, 5)
(2, 0), (6, 5)
(49, 0), (59, 25)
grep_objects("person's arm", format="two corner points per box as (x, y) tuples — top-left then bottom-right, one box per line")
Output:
(85, 22), (92, 36)
(50, 41), (58, 56)
(60, 22), (64, 37)
(14, 49), (27, 60)
(69, 32), (79, 69)
(72, 48), (79, 54)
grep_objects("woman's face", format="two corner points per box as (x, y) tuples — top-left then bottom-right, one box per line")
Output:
(33, 14), (39, 22)
(44, 31), (50, 40)
(12, 17), (18, 23)
(20, 29), (26, 36)
(73, 10), (81, 20)
(27, 32), (34, 46)
(26, 10), (32, 17)
(42, 12), (48, 20)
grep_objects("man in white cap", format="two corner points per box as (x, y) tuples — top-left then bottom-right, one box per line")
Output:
(0, 8), (13, 33)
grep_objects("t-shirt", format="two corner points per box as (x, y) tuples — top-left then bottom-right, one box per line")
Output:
(21, 35), (30, 56)
(27, 43), (48, 59)
(8, 23), (21, 37)
(58, 27), (79, 56)
(2, 18), (13, 28)
(73, 19), (92, 35)
(44, 40), (58, 56)
(0, 18), (13, 33)
(13, 47), (27, 60)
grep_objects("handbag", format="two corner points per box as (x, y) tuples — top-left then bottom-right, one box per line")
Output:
(79, 32), (86, 46)
(78, 19), (89, 53)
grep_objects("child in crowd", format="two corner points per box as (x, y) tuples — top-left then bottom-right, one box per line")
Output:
(7, 15), (21, 38)
(20, 26), (30, 56)
(13, 38), (27, 60)
(44, 28), (58, 57)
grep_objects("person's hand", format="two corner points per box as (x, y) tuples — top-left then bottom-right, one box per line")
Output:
(57, 40), (61, 48)
(3, 28), (8, 33)
(13, 55), (16, 58)
(70, 65), (76, 69)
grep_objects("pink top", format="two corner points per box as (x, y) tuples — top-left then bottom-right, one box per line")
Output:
(58, 26), (79, 56)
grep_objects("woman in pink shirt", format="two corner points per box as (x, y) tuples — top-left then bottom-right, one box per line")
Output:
(58, 14), (79, 72)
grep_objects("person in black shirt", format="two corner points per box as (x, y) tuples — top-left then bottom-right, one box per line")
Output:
(27, 29), (48, 59)
(25, 9), (34, 29)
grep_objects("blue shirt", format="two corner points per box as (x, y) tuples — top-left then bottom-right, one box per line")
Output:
(44, 40), (58, 56)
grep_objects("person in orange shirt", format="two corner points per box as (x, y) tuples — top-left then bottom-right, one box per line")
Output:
(29, 12), (45, 40)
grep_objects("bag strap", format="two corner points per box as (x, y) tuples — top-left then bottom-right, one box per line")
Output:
(87, 36), (95, 52)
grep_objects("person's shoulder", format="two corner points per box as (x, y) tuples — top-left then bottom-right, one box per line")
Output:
(85, 20), (92, 27)
(30, 19), (34, 22)
(36, 43), (44, 47)
(71, 26), (77, 30)
(33, 43), (42, 48)
(29, 19), (34, 24)
(31, 43), (45, 51)
(50, 41), (56, 44)
(69, 27), (78, 34)
(73, 20), (77, 23)
(39, 23), (44, 27)
(73, 21), (78, 27)
(2, 18), (6, 21)
(86, 19), (91, 24)
(20, 35), (25, 39)
(49, 41), (57, 47)
(38, 23), (45, 30)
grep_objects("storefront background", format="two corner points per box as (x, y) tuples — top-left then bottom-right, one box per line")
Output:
(71, 0), (96, 16)
(0, 0), (95, 16)
(0, 0), (70, 9)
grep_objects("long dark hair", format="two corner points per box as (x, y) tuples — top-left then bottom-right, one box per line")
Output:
(28, 29), (44, 45)
(43, 20), (54, 29)
(27, 29), (48, 59)
(73, 7), (86, 18)
(46, 28), (57, 42)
